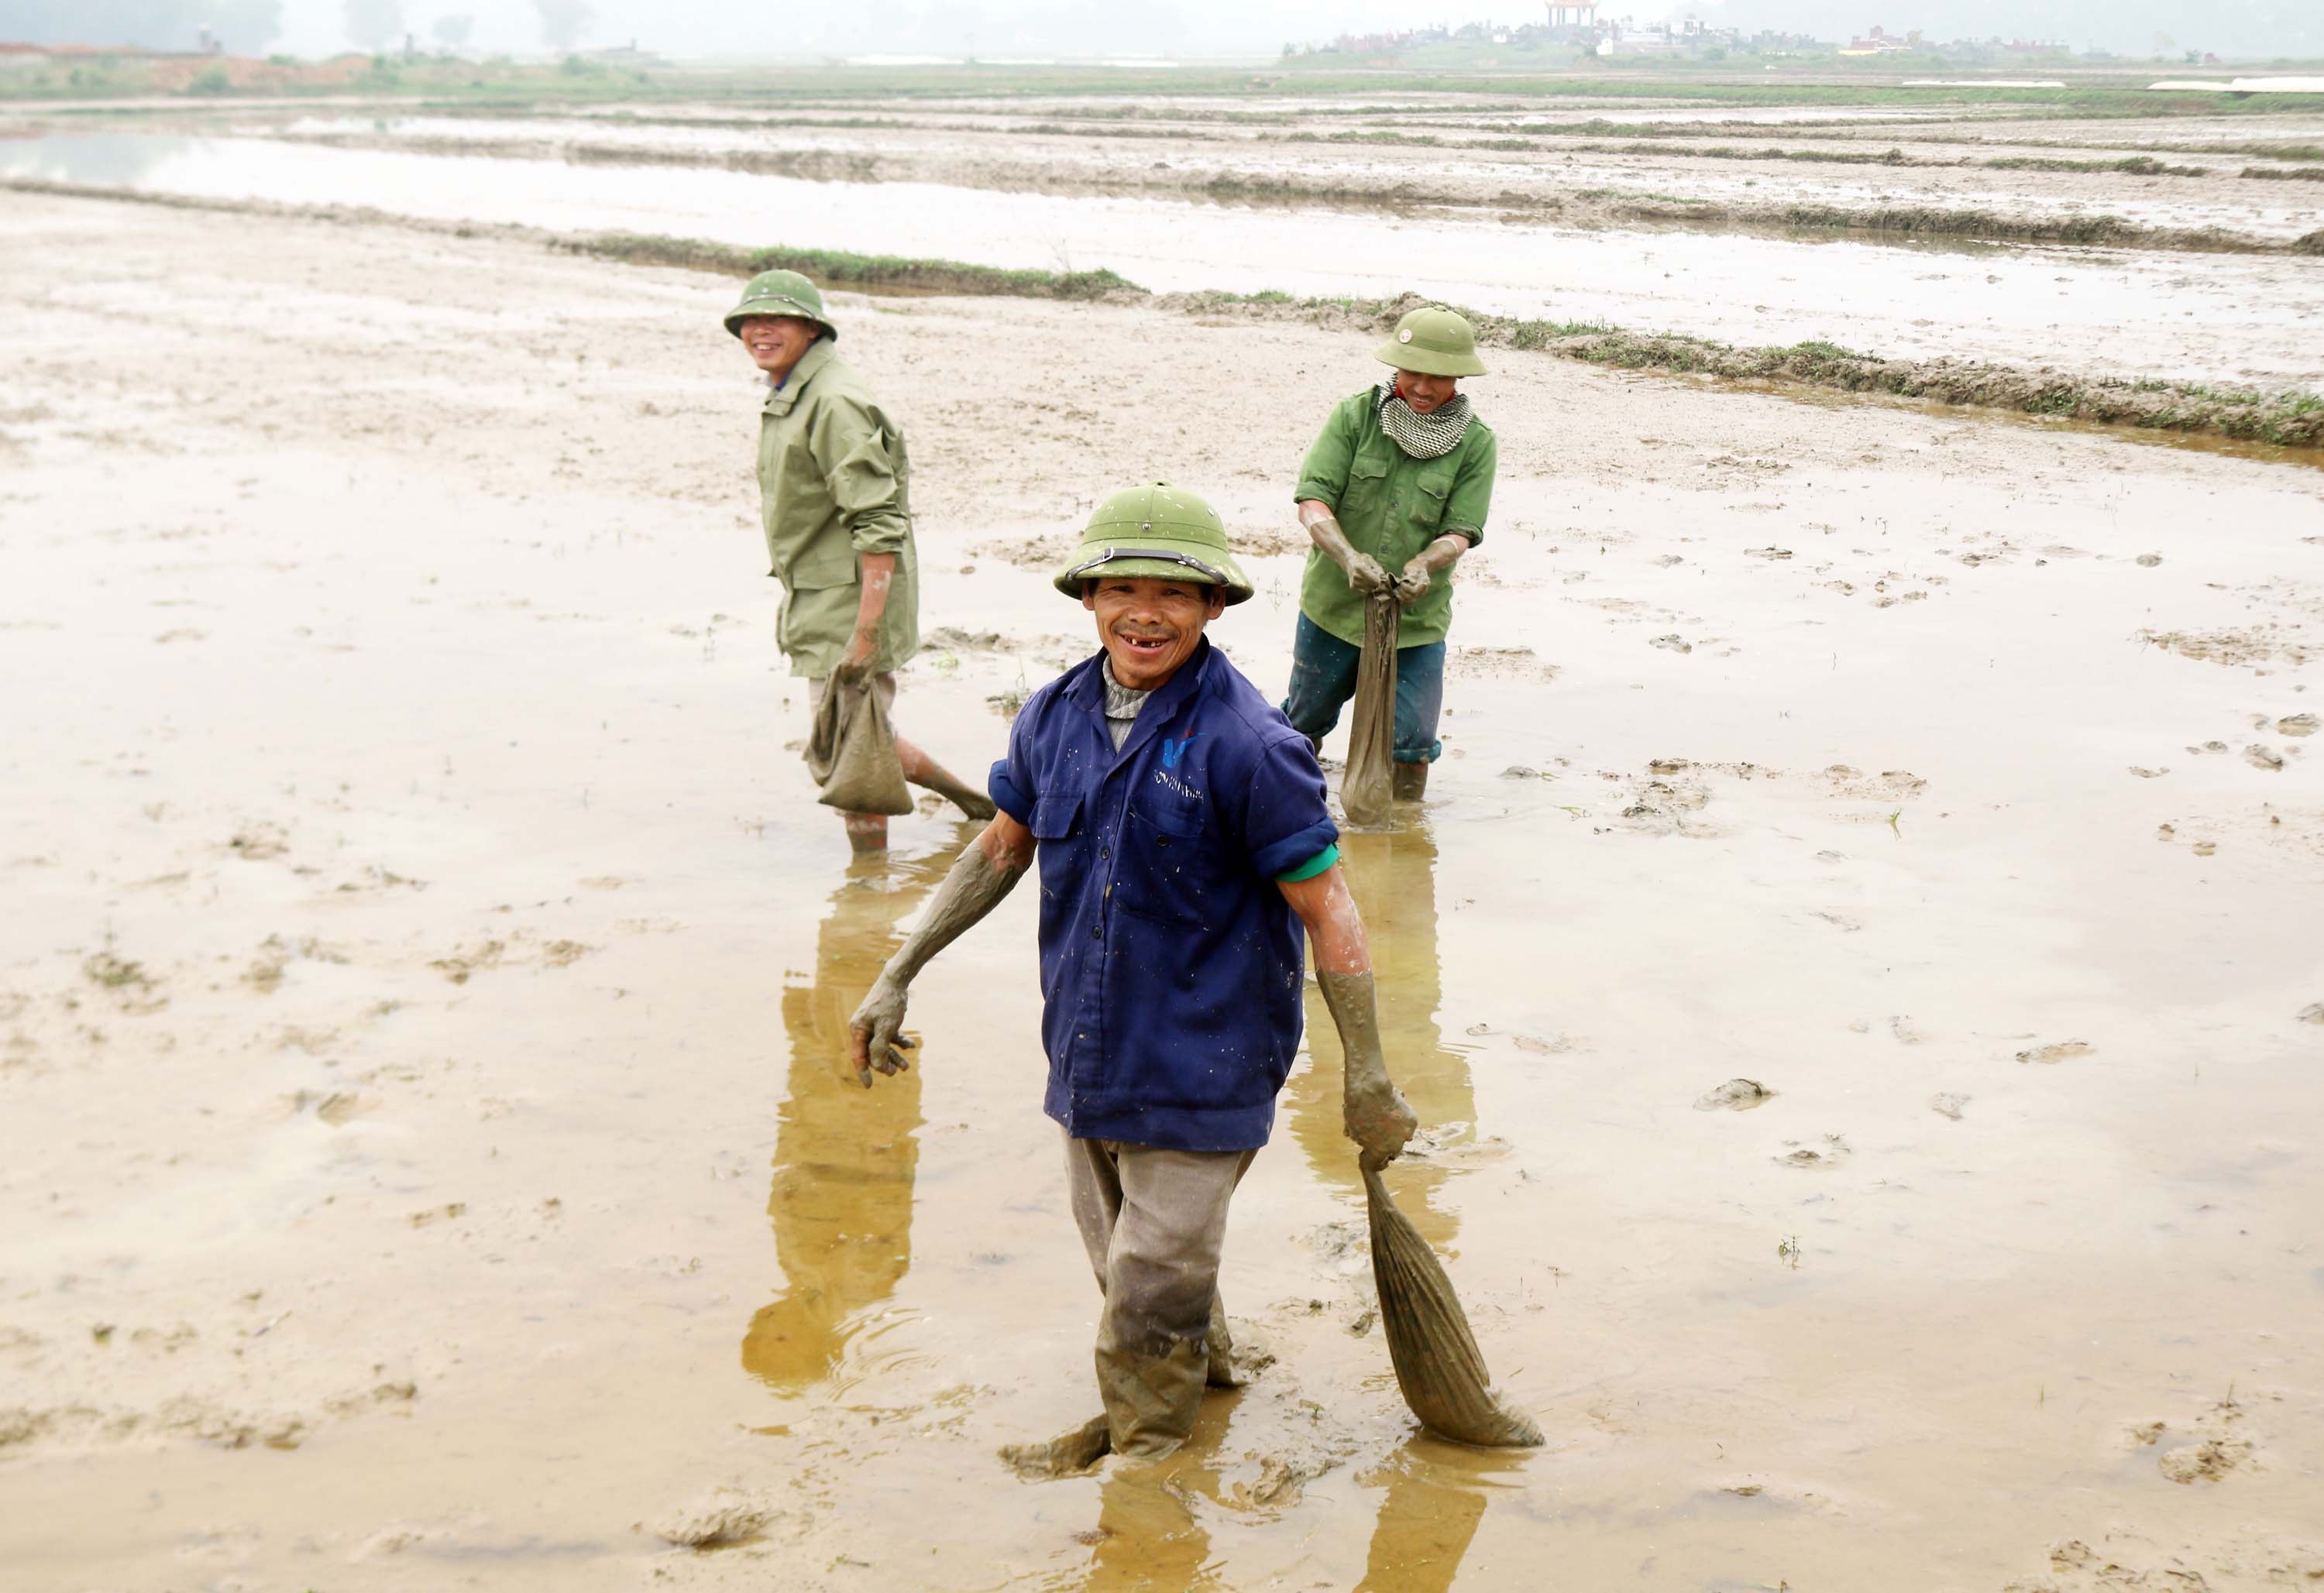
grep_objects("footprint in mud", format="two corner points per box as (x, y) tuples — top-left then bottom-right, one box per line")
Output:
(1889, 1015), (1927, 1044)
(2245, 745), (2284, 771)
(1930, 1093), (1970, 1120)
(1695, 1078), (1775, 1111)
(2281, 713), (2319, 738)
(2299, 1003), (2324, 1025)
(2128, 766), (2170, 779)
(1648, 633), (1692, 653)
(2160, 1434), (2257, 1485)
(2016, 1041), (2093, 1065)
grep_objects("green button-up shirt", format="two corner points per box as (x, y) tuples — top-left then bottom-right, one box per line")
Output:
(1292, 387), (1497, 649)
(756, 339), (919, 678)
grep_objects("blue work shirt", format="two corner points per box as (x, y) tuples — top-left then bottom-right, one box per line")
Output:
(988, 639), (1339, 1152)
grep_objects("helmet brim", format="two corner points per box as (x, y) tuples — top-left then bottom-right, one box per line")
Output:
(1051, 541), (1254, 605)
(724, 297), (837, 342)
(1375, 339), (1486, 377)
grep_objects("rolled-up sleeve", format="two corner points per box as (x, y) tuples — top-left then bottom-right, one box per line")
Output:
(1292, 395), (1363, 509)
(818, 401), (911, 555)
(1442, 425), (1497, 544)
(988, 706), (1034, 825)
(1239, 736), (1339, 881)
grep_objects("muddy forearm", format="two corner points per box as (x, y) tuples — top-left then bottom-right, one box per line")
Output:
(1318, 970), (1391, 1095)
(1299, 500), (1388, 594)
(1298, 500), (1359, 567)
(1416, 532), (1472, 574)
(851, 551), (897, 639)
(882, 830), (1025, 987)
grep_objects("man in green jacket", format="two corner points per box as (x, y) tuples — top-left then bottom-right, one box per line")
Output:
(725, 270), (993, 850)
(1284, 304), (1498, 803)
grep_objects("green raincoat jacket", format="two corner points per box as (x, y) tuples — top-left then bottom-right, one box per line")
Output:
(1291, 387), (1497, 649)
(755, 339), (919, 678)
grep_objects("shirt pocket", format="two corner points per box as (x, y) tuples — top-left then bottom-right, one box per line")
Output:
(787, 546), (859, 591)
(1026, 791), (1091, 973)
(1115, 796), (1222, 930)
(1410, 467), (1455, 537)
(1339, 452), (1391, 536)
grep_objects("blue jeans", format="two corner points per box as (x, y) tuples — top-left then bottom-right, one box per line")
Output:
(1280, 613), (1446, 764)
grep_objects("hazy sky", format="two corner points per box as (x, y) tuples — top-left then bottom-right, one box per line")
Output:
(18, 0), (2319, 61)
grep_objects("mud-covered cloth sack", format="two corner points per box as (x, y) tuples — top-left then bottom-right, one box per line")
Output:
(1341, 592), (1398, 828)
(805, 680), (914, 815)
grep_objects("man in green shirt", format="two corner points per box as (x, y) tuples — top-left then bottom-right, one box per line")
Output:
(1284, 304), (1498, 803)
(725, 270), (993, 850)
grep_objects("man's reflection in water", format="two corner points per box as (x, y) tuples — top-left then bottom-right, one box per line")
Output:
(741, 834), (969, 1391)
(1287, 819), (1477, 1246)
(1353, 1446), (1508, 1593)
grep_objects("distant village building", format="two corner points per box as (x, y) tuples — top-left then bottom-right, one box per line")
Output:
(1840, 25), (1920, 55)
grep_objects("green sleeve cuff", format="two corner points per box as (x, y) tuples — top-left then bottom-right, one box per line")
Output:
(1274, 843), (1339, 884)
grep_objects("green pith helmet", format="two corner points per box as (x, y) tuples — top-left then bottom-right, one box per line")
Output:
(723, 268), (835, 342)
(1051, 482), (1254, 606)
(1374, 304), (1486, 379)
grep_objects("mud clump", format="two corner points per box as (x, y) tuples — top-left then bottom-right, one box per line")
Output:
(2017, 1041), (2094, 1064)
(650, 1485), (779, 1547)
(2158, 1437), (2254, 1484)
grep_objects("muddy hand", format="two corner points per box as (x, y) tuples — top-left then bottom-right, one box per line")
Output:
(847, 975), (917, 1089)
(1345, 551), (1392, 596)
(833, 627), (878, 688)
(1392, 560), (1432, 606)
(1346, 1079), (1418, 1165)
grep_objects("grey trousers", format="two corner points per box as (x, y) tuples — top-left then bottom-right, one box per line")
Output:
(1063, 1131), (1257, 1457)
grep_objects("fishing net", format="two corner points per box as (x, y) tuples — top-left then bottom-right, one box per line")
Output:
(1341, 592), (1399, 829)
(805, 679), (915, 815)
(1363, 1158), (1543, 1447)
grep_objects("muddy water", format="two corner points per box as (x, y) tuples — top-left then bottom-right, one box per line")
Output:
(2, 191), (2322, 1591)
(7, 129), (2322, 390)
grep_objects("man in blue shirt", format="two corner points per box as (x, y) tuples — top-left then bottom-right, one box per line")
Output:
(848, 482), (1418, 1471)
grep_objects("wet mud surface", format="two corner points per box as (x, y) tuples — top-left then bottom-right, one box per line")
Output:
(2, 191), (2322, 1589)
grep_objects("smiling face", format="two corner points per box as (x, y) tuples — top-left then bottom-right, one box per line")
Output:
(1083, 575), (1227, 692)
(1394, 368), (1459, 414)
(737, 314), (823, 380)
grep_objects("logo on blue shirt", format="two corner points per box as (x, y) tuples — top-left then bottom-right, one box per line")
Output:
(1161, 733), (1201, 769)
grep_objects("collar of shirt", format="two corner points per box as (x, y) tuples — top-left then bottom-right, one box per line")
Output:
(759, 339), (835, 417)
(1064, 639), (1214, 767)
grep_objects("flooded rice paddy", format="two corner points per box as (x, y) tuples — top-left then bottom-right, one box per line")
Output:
(2, 77), (2322, 1590)
(5, 124), (2322, 390)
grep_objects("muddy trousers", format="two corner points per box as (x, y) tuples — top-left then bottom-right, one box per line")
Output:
(1062, 1132), (1257, 1459)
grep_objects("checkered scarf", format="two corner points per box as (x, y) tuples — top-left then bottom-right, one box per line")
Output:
(1377, 379), (1473, 460)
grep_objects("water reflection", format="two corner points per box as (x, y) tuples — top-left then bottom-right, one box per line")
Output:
(740, 837), (967, 1392)
(0, 132), (189, 186)
(9, 131), (2310, 389)
(1288, 818), (1477, 1247)
(1354, 1443), (1524, 1593)
(1078, 1459), (1226, 1593)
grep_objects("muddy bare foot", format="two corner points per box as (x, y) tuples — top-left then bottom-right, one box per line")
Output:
(1000, 1413), (1112, 1479)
